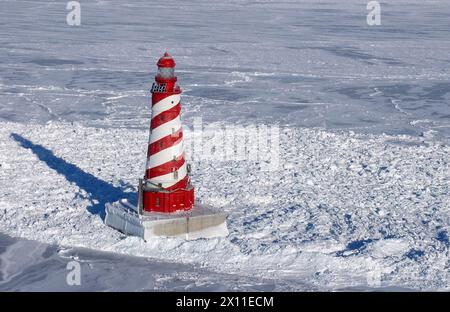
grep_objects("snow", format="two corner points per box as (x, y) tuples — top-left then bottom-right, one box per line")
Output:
(1, 121), (449, 290)
(0, 0), (449, 290)
(0, 234), (294, 291)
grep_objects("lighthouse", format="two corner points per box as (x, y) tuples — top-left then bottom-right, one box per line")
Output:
(142, 52), (194, 213)
(105, 52), (228, 240)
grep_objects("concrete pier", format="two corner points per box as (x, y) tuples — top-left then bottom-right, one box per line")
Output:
(105, 200), (228, 240)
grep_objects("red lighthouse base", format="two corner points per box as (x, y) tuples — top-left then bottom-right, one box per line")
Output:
(104, 178), (228, 240)
(143, 187), (194, 213)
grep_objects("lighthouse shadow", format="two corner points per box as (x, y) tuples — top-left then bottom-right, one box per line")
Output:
(10, 133), (136, 220)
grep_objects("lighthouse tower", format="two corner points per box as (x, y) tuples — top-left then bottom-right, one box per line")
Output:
(105, 52), (228, 240)
(142, 52), (194, 213)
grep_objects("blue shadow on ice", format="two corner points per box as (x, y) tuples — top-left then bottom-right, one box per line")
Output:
(10, 133), (135, 220)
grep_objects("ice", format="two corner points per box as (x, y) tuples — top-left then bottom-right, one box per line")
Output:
(0, 0), (449, 290)
(0, 234), (301, 291)
(0, 121), (449, 290)
(1, 0), (449, 139)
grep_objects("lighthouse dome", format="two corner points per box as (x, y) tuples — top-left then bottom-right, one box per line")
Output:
(157, 52), (176, 68)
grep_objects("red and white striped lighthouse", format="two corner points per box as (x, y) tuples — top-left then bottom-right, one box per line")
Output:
(142, 52), (194, 213)
(105, 52), (228, 238)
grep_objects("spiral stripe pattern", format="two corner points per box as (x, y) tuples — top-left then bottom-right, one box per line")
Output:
(145, 92), (187, 190)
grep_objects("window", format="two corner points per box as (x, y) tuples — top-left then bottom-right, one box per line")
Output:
(155, 197), (160, 207)
(157, 67), (174, 79)
(173, 170), (178, 180)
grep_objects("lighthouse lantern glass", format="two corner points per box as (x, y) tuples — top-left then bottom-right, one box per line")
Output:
(157, 67), (175, 79)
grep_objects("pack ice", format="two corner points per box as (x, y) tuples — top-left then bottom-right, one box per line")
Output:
(0, 121), (448, 290)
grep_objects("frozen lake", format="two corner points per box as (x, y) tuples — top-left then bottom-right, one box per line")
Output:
(0, 233), (311, 291)
(0, 0), (449, 140)
(0, 0), (449, 291)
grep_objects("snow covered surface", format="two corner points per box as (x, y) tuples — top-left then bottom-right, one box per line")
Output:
(1, 233), (298, 291)
(1, 121), (449, 290)
(0, 0), (449, 290)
